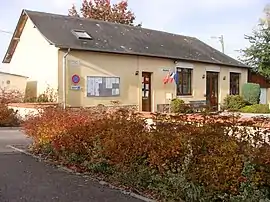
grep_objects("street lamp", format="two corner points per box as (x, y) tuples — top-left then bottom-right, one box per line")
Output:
(211, 35), (225, 54)
(0, 29), (12, 35)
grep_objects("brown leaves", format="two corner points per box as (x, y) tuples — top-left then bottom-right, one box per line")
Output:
(0, 87), (23, 104)
(68, 0), (136, 26)
(0, 88), (23, 127)
(0, 104), (21, 127)
(68, 4), (79, 17)
(23, 109), (270, 196)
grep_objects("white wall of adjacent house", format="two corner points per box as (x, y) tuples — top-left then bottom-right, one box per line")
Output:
(0, 72), (27, 94)
(260, 88), (268, 104)
(8, 17), (59, 99)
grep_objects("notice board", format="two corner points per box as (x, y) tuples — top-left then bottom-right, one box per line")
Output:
(86, 76), (120, 97)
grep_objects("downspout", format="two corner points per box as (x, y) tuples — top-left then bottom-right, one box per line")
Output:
(62, 48), (71, 109)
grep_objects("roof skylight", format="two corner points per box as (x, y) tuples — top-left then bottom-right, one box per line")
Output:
(72, 30), (92, 40)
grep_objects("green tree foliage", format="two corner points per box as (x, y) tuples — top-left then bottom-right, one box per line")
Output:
(240, 4), (270, 78)
(68, 0), (141, 26)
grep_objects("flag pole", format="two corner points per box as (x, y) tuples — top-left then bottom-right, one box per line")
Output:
(163, 69), (170, 113)
(168, 69), (171, 114)
(174, 65), (177, 99)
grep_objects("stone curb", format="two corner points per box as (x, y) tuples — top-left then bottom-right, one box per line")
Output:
(0, 127), (22, 130)
(6, 145), (156, 202)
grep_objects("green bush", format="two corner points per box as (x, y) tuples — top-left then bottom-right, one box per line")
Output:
(240, 104), (270, 113)
(223, 95), (247, 111)
(171, 98), (193, 113)
(242, 83), (261, 105)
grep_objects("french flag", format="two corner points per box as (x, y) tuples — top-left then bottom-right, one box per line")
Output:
(169, 72), (175, 83)
(163, 71), (178, 85)
(163, 72), (170, 84)
(169, 72), (179, 84)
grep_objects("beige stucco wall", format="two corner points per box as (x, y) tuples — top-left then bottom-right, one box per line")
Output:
(8, 17), (59, 98)
(58, 50), (248, 111)
(0, 73), (27, 93)
(267, 89), (270, 105)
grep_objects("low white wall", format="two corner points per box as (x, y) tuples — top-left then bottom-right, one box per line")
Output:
(8, 103), (57, 120)
(8, 106), (40, 120)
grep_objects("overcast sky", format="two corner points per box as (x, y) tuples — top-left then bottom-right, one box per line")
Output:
(0, 0), (268, 72)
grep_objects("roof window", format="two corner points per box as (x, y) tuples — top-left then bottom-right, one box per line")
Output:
(72, 30), (92, 40)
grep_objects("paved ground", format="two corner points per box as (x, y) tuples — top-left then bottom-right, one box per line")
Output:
(0, 129), (143, 202)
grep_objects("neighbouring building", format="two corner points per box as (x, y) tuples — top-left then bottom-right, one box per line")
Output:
(0, 71), (28, 93)
(248, 71), (270, 104)
(2, 9), (250, 112)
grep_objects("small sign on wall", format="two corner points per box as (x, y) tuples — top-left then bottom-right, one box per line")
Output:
(68, 60), (80, 67)
(166, 93), (173, 100)
(72, 74), (80, 84)
(161, 68), (170, 72)
(71, 85), (81, 90)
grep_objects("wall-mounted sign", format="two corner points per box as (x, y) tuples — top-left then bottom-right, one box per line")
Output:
(69, 60), (80, 67)
(166, 93), (173, 100)
(72, 74), (80, 84)
(161, 68), (170, 72)
(71, 85), (81, 90)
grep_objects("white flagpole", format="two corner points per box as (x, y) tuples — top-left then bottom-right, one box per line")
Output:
(168, 69), (171, 114)
(174, 65), (177, 99)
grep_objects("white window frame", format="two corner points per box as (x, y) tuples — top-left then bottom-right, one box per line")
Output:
(72, 30), (92, 40)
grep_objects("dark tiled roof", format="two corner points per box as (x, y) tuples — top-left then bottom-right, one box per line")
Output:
(25, 10), (248, 68)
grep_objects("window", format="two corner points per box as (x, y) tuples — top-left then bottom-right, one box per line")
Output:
(176, 68), (192, 96)
(72, 30), (92, 40)
(230, 73), (240, 95)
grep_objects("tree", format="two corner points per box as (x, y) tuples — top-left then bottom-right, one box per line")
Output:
(240, 4), (270, 78)
(68, 0), (141, 26)
(68, 4), (79, 17)
(261, 4), (270, 28)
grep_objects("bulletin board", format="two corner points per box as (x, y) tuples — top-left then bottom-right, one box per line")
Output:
(86, 76), (120, 97)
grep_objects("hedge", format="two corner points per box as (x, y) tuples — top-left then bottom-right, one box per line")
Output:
(23, 108), (270, 201)
(240, 104), (270, 114)
(223, 95), (247, 111)
(242, 83), (261, 105)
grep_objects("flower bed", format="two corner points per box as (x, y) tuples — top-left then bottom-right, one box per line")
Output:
(23, 107), (270, 201)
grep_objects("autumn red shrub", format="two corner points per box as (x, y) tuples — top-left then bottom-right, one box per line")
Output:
(23, 108), (270, 201)
(0, 87), (23, 104)
(0, 88), (23, 127)
(0, 104), (20, 127)
(23, 107), (99, 147)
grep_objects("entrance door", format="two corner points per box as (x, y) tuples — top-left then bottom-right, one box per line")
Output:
(206, 72), (219, 111)
(142, 72), (152, 112)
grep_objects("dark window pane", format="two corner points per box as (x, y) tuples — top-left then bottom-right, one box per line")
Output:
(176, 68), (192, 96)
(230, 73), (240, 95)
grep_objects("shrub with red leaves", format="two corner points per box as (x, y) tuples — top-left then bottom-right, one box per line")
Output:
(0, 104), (20, 127)
(23, 108), (270, 201)
(0, 87), (23, 104)
(0, 88), (22, 127)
